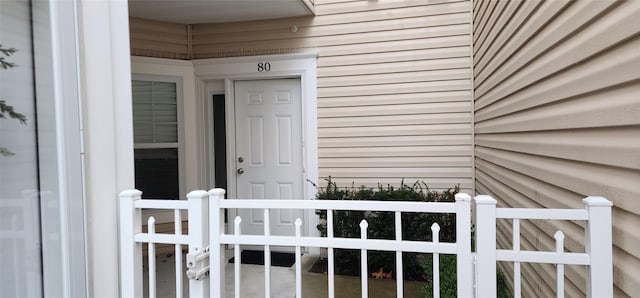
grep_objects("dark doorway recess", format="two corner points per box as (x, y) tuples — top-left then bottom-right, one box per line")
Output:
(213, 94), (228, 222)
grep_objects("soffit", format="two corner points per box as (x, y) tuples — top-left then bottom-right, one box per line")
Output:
(128, 0), (314, 25)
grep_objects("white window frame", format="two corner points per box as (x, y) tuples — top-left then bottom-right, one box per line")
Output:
(28, 0), (87, 297)
(131, 74), (186, 203)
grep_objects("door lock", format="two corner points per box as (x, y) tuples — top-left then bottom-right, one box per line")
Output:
(237, 168), (244, 175)
(238, 157), (244, 163)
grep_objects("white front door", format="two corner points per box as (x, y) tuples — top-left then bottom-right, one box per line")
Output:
(233, 79), (304, 242)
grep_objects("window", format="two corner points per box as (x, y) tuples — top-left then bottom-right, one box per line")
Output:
(1, 2), (43, 295)
(132, 78), (182, 199)
(1, 0), (85, 296)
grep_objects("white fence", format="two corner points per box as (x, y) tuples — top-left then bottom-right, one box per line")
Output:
(119, 189), (613, 298)
(474, 195), (613, 298)
(119, 190), (209, 298)
(0, 191), (42, 298)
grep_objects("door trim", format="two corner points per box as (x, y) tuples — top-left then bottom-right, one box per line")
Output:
(196, 53), (319, 240)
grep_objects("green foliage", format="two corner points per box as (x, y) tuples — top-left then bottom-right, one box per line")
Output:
(314, 178), (459, 281)
(0, 46), (18, 69)
(422, 254), (457, 298)
(0, 45), (27, 157)
(497, 270), (512, 298)
(421, 254), (512, 298)
(0, 100), (27, 124)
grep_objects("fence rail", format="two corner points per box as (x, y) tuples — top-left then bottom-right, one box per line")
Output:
(119, 190), (203, 298)
(208, 190), (472, 298)
(474, 195), (613, 298)
(119, 189), (613, 298)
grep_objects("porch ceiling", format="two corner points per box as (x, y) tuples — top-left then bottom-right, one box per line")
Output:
(128, 0), (314, 24)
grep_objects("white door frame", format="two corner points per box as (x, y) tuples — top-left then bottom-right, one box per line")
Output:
(195, 53), (319, 240)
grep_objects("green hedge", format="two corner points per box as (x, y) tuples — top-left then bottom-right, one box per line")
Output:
(314, 178), (459, 281)
(422, 254), (512, 298)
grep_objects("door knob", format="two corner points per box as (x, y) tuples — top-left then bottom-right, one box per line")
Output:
(237, 168), (244, 175)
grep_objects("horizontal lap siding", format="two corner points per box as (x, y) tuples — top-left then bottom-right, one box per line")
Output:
(473, 0), (640, 297)
(187, 0), (474, 191)
(129, 17), (190, 59)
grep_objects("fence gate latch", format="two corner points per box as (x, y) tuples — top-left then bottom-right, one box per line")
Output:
(186, 246), (210, 280)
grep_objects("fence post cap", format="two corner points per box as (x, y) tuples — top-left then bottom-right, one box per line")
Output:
(208, 188), (226, 196)
(431, 222), (441, 232)
(554, 230), (565, 241)
(474, 195), (497, 205)
(583, 196), (612, 207)
(186, 190), (208, 198)
(119, 189), (142, 198)
(455, 192), (472, 202)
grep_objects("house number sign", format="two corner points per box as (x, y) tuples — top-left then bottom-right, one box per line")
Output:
(257, 62), (271, 72)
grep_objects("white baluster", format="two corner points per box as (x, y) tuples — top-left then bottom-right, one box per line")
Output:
(360, 219), (369, 298)
(432, 223), (441, 298)
(513, 219), (521, 298)
(148, 216), (157, 298)
(327, 209), (335, 298)
(264, 208), (271, 298)
(555, 231), (565, 298)
(234, 216), (242, 298)
(174, 209), (182, 298)
(395, 211), (404, 298)
(295, 218), (303, 298)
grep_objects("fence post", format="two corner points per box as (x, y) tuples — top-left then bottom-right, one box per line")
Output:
(583, 196), (613, 298)
(455, 193), (473, 297)
(188, 190), (210, 298)
(119, 189), (143, 298)
(474, 195), (497, 297)
(209, 188), (227, 298)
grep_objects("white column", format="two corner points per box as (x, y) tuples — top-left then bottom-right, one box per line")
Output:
(188, 190), (210, 297)
(118, 190), (142, 298)
(455, 193), (473, 297)
(78, 0), (134, 296)
(209, 188), (226, 297)
(583, 196), (613, 298)
(474, 195), (497, 297)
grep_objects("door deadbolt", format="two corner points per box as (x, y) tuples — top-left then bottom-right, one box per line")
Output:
(238, 157), (244, 163)
(237, 168), (244, 175)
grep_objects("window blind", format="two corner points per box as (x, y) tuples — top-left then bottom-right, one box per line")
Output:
(132, 80), (178, 144)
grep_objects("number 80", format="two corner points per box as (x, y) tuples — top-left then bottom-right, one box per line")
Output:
(257, 62), (271, 72)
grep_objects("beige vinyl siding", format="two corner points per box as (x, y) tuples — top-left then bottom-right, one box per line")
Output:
(129, 17), (190, 59)
(130, 0), (474, 191)
(473, 1), (640, 297)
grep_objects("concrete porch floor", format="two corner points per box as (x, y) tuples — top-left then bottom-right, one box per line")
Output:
(144, 250), (426, 298)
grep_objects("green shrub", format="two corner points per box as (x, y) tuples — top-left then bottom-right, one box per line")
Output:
(422, 254), (457, 298)
(497, 270), (512, 298)
(314, 178), (459, 281)
(421, 254), (512, 298)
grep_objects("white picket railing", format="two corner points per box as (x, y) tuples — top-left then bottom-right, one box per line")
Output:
(0, 191), (42, 298)
(119, 190), (211, 298)
(474, 195), (613, 298)
(119, 189), (613, 298)
(208, 190), (472, 298)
